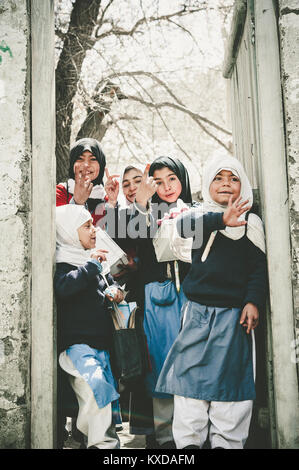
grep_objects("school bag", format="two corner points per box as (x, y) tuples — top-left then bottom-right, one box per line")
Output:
(108, 301), (151, 389)
(102, 270), (151, 388)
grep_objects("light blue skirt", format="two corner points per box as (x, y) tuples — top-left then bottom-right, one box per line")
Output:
(155, 301), (255, 402)
(143, 281), (186, 398)
(66, 344), (121, 424)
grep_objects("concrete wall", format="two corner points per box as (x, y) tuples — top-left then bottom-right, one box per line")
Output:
(0, 0), (31, 448)
(278, 0), (299, 370)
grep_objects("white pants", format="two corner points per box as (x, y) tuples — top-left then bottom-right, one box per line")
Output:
(173, 395), (253, 449)
(59, 352), (120, 449)
(153, 397), (174, 445)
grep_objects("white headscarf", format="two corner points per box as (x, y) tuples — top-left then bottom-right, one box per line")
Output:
(118, 164), (144, 209)
(56, 205), (94, 267)
(201, 154), (265, 253)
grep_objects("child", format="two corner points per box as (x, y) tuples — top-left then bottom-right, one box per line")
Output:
(55, 204), (124, 449)
(131, 156), (198, 448)
(155, 154), (267, 449)
(56, 138), (108, 227)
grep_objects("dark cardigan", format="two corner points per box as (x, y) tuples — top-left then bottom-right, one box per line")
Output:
(55, 260), (119, 353)
(177, 210), (268, 311)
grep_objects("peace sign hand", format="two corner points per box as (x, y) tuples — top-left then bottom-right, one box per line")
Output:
(135, 163), (158, 208)
(104, 168), (120, 208)
(73, 165), (93, 205)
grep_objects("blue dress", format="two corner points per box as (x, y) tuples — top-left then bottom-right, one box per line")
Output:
(143, 280), (186, 398)
(155, 300), (255, 402)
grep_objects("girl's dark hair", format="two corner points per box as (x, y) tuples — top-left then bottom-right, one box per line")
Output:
(149, 156), (192, 204)
(69, 138), (106, 185)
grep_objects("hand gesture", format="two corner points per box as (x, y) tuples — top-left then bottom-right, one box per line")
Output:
(104, 168), (120, 207)
(113, 255), (138, 279)
(240, 302), (259, 334)
(135, 163), (158, 208)
(73, 165), (93, 205)
(222, 196), (251, 227)
(90, 249), (109, 262)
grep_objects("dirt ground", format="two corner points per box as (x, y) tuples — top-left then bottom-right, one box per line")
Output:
(63, 420), (146, 450)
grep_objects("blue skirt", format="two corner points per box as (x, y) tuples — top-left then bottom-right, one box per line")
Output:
(143, 281), (186, 398)
(155, 301), (255, 402)
(66, 344), (121, 424)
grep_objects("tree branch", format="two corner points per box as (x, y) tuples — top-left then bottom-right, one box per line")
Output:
(94, 7), (208, 40)
(125, 94), (232, 153)
(94, 70), (231, 136)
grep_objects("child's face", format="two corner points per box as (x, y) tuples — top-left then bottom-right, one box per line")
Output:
(73, 150), (100, 181)
(77, 219), (96, 249)
(122, 168), (143, 203)
(153, 166), (182, 203)
(209, 169), (241, 205)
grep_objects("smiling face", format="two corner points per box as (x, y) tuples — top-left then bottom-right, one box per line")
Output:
(73, 150), (100, 181)
(122, 168), (143, 203)
(209, 169), (241, 205)
(77, 218), (96, 250)
(153, 166), (182, 203)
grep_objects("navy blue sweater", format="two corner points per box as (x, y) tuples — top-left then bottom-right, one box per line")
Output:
(55, 261), (119, 353)
(177, 211), (267, 311)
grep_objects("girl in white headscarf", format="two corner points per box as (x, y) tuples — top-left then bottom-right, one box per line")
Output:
(156, 155), (267, 450)
(55, 204), (124, 449)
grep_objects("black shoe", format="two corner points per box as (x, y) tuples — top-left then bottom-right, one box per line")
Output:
(183, 445), (200, 449)
(159, 440), (176, 449)
(213, 447), (225, 449)
(145, 434), (158, 449)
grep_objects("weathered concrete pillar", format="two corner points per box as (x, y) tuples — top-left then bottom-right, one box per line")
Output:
(31, 0), (56, 449)
(0, 0), (56, 448)
(0, 0), (32, 449)
(254, 0), (299, 449)
(278, 0), (299, 376)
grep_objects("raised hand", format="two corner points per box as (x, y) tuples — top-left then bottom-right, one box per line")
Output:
(222, 196), (251, 227)
(135, 163), (158, 208)
(73, 165), (93, 205)
(104, 168), (120, 207)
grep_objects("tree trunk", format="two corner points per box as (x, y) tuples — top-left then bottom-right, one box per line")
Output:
(55, 0), (102, 182)
(76, 109), (109, 142)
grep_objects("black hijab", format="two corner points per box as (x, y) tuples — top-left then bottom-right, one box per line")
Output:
(69, 138), (106, 186)
(149, 156), (192, 205)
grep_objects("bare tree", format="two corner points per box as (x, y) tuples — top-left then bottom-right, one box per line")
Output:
(56, 0), (103, 180)
(55, 0), (233, 182)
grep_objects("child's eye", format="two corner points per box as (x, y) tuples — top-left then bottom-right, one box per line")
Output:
(232, 177), (239, 182)
(214, 176), (222, 181)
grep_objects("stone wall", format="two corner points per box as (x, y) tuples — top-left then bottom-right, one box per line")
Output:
(278, 1), (299, 369)
(0, 0), (31, 448)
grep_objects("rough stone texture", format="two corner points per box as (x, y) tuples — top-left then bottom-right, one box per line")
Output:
(278, 2), (299, 372)
(0, 0), (31, 448)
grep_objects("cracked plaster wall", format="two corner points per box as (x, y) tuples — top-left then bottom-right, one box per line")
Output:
(278, 1), (299, 371)
(0, 0), (31, 448)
